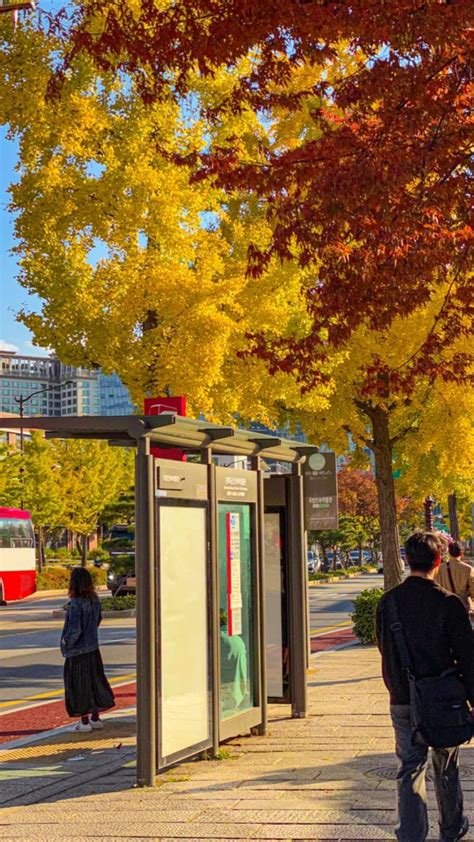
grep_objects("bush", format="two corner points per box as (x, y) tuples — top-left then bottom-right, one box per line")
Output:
(36, 565), (107, 590)
(89, 545), (110, 562)
(351, 588), (384, 644)
(37, 566), (70, 590)
(44, 547), (74, 561)
(101, 595), (136, 612)
(108, 554), (135, 576)
(102, 536), (134, 553)
(90, 567), (107, 587)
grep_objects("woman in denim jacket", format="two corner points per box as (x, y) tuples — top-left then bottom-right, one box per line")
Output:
(61, 567), (115, 732)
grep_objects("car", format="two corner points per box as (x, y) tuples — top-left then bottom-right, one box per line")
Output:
(307, 550), (321, 574)
(322, 552), (344, 572)
(107, 570), (136, 596)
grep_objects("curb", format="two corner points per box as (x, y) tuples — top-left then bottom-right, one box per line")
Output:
(308, 570), (377, 587)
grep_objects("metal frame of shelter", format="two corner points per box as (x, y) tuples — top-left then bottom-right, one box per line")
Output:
(1, 413), (317, 786)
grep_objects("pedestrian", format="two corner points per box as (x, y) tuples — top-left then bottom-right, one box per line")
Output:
(376, 531), (474, 842)
(437, 541), (474, 614)
(61, 567), (115, 732)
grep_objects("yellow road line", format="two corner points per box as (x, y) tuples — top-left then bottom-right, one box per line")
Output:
(0, 672), (136, 710)
(310, 621), (352, 634)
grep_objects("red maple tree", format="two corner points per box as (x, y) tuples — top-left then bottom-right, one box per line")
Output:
(54, 0), (472, 368)
(49, 1), (473, 587)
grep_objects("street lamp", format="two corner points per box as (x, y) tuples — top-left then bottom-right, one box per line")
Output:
(13, 381), (74, 452)
(13, 380), (74, 508)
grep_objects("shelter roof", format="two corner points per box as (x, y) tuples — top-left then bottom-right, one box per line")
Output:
(0, 414), (318, 463)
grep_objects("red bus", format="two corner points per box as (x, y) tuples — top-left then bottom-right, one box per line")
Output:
(0, 507), (36, 603)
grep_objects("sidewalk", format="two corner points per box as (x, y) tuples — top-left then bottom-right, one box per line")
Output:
(1, 644), (473, 841)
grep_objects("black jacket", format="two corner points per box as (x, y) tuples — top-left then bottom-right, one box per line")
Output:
(376, 576), (474, 706)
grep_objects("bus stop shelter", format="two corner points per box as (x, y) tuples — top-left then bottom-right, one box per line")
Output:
(1, 413), (318, 786)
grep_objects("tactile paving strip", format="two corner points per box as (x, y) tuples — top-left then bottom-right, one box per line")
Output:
(0, 721), (135, 764)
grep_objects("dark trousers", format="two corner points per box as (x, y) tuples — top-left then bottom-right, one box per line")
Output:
(391, 705), (464, 842)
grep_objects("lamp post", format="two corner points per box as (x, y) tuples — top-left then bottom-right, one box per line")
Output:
(424, 495), (435, 532)
(13, 381), (74, 507)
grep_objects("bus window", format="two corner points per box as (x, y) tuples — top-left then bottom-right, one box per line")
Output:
(0, 518), (35, 548)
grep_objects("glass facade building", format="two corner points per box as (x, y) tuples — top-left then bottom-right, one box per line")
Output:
(0, 351), (133, 417)
(99, 373), (135, 415)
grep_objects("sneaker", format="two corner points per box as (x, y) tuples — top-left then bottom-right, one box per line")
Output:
(74, 722), (92, 732)
(90, 719), (104, 730)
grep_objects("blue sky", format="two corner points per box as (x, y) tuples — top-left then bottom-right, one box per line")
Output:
(0, 127), (47, 356)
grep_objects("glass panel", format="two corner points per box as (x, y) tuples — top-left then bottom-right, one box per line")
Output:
(159, 505), (210, 759)
(218, 503), (255, 719)
(0, 518), (34, 548)
(264, 512), (285, 698)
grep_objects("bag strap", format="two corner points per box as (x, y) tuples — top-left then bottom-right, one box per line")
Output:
(386, 593), (416, 680)
(446, 562), (456, 595)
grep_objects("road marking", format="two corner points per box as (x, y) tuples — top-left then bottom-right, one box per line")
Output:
(0, 672), (136, 712)
(310, 621), (352, 635)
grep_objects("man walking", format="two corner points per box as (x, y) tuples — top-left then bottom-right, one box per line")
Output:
(437, 541), (474, 614)
(376, 532), (474, 842)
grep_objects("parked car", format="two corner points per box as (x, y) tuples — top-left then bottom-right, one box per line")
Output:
(322, 552), (344, 572)
(307, 550), (321, 574)
(107, 570), (136, 596)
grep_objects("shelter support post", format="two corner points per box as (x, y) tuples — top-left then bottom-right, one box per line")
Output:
(136, 436), (157, 786)
(288, 464), (308, 718)
(251, 455), (267, 736)
(200, 447), (220, 757)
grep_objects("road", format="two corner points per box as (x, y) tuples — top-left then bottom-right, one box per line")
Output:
(309, 571), (381, 639)
(0, 593), (136, 714)
(0, 573), (381, 718)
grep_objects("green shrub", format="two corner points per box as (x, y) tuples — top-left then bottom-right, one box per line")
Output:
(36, 565), (107, 590)
(351, 588), (384, 644)
(89, 546), (110, 562)
(90, 567), (107, 587)
(37, 567), (70, 590)
(108, 554), (135, 576)
(102, 536), (135, 553)
(101, 595), (136, 611)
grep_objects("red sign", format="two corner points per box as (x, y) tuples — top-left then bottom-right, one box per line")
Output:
(144, 395), (187, 461)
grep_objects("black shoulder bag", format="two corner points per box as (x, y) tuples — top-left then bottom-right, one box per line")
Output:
(387, 594), (473, 749)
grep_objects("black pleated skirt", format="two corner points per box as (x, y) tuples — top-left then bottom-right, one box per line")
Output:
(64, 649), (115, 717)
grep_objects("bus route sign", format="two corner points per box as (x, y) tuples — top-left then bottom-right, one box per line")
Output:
(303, 452), (338, 531)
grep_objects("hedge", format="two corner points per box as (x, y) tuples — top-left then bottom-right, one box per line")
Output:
(101, 595), (136, 612)
(308, 565), (376, 581)
(36, 566), (107, 591)
(350, 588), (384, 644)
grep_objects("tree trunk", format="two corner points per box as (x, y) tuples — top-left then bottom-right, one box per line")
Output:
(371, 407), (402, 592)
(79, 535), (89, 567)
(36, 526), (45, 573)
(448, 493), (460, 541)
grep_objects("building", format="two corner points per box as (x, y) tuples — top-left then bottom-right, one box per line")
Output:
(99, 373), (135, 415)
(0, 351), (133, 417)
